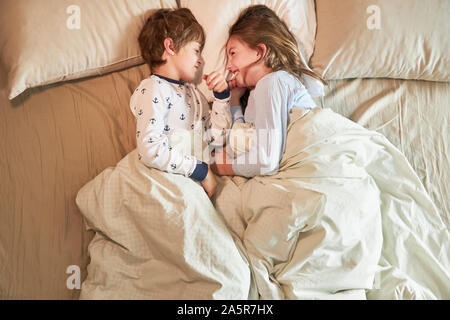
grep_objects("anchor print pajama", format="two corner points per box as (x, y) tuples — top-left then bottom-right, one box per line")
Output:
(130, 74), (232, 181)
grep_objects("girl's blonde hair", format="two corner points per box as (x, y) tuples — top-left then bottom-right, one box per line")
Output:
(228, 5), (326, 85)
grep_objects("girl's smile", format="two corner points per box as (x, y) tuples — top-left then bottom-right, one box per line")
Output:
(226, 35), (272, 88)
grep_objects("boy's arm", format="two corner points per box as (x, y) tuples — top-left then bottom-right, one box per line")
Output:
(200, 72), (233, 148)
(205, 89), (233, 147)
(132, 82), (208, 181)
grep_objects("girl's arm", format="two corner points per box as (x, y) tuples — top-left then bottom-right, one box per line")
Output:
(229, 86), (247, 124)
(231, 76), (286, 178)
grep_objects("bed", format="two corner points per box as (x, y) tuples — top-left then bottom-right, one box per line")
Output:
(0, 0), (448, 299)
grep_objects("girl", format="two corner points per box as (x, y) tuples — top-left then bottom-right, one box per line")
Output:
(212, 5), (326, 177)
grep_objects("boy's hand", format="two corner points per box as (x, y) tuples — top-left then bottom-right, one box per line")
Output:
(211, 148), (235, 176)
(201, 166), (217, 198)
(202, 71), (228, 93)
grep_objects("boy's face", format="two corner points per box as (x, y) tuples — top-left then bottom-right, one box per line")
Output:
(173, 41), (202, 82)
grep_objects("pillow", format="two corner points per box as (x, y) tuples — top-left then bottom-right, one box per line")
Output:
(180, 0), (318, 102)
(0, 0), (177, 100)
(310, 0), (450, 82)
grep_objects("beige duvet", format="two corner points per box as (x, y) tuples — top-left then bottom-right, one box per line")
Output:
(76, 108), (449, 299)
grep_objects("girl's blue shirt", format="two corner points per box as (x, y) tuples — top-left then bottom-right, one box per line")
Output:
(231, 70), (317, 177)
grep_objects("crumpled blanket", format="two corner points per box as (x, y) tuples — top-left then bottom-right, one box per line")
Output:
(214, 108), (449, 299)
(76, 149), (252, 299)
(76, 108), (450, 299)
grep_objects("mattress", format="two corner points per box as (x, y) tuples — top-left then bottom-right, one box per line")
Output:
(0, 64), (448, 298)
(0, 63), (148, 299)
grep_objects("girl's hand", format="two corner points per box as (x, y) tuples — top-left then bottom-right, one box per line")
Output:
(230, 86), (247, 106)
(202, 71), (228, 93)
(227, 78), (238, 90)
(201, 166), (217, 198)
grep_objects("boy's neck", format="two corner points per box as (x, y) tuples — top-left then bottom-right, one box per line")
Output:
(152, 64), (181, 82)
(152, 73), (184, 85)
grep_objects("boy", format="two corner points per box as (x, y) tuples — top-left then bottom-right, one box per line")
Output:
(130, 8), (232, 198)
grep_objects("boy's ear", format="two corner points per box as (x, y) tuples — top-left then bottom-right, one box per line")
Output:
(164, 38), (176, 56)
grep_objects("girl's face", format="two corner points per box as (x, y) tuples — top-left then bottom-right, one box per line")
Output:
(173, 41), (202, 82)
(226, 36), (262, 87)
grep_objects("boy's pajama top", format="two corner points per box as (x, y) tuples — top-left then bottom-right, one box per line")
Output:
(130, 74), (232, 181)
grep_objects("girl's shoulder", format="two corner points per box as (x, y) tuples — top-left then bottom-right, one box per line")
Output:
(256, 70), (305, 92)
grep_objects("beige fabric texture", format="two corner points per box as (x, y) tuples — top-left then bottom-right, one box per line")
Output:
(76, 149), (252, 299)
(317, 79), (450, 229)
(181, 0), (317, 102)
(1, 60), (449, 298)
(1, 0), (449, 299)
(0, 63), (150, 299)
(75, 108), (450, 299)
(0, 0), (177, 100)
(310, 0), (450, 81)
(232, 108), (449, 299)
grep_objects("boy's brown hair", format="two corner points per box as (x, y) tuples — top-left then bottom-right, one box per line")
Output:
(138, 8), (205, 72)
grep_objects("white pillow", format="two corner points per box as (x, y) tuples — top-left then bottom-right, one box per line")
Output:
(310, 0), (450, 81)
(181, 0), (317, 102)
(0, 0), (177, 100)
